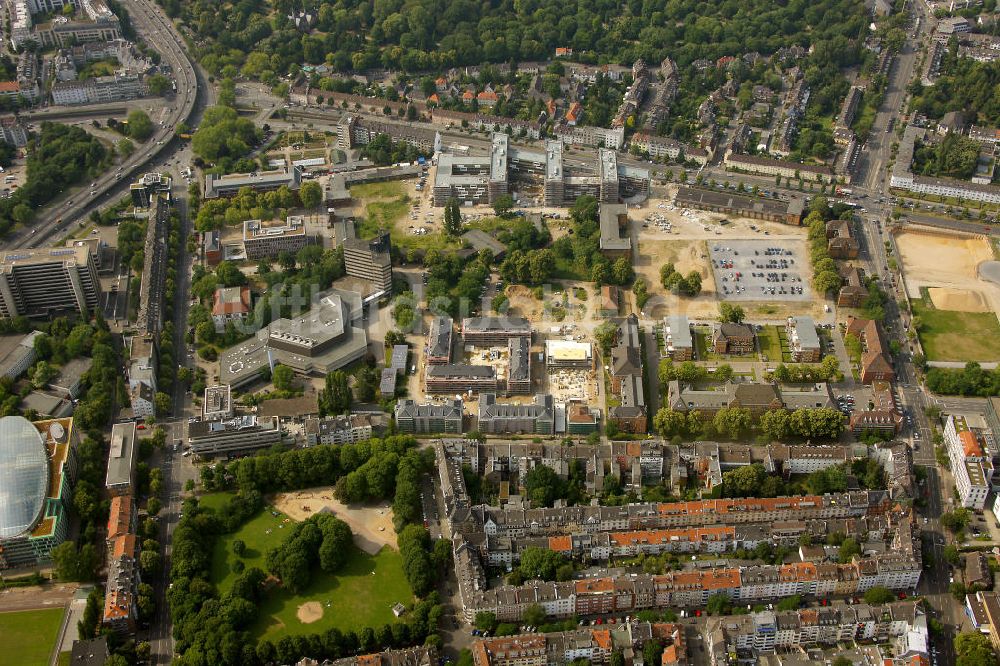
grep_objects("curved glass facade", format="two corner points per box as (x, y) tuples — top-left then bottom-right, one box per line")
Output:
(0, 415), (48, 540)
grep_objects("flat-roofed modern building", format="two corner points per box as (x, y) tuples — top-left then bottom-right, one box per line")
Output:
(0, 245), (101, 318)
(129, 172), (171, 208)
(48, 356), (92, 400)
(0, 416), (77, 569)
(462, 317), (532, 347)
(204, 166), (302, 199)
(0, 330), (42, 380)
(662, 316), (693, 361)
(395, 399), (464, 434)
(105, 422), (136, 496)
(203, 384), (233, 421)
(598, 203), (632, 257)
(785, 316), (821, 362)
(243, 216), (310, 260)
(545, 340), (594, 370)
(218, 291), (368, 389)
(343, 231), (392, 292)
(944, 414), (992, 509)
(187, 415), (281, 458)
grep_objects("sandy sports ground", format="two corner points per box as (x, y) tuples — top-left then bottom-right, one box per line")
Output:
(269, 488), (397, 554)
(895, 229), (1000, 312)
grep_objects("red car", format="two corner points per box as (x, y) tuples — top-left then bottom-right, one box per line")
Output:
(137, 424), (146, 430)
(694, 610), (702, 617)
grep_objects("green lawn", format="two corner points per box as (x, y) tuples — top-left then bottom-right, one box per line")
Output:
(0, 608), (65, 666)
(204, 493), (414, 640)
(351, 181), (407, 200)
(757, 326), (783, 363)
(911, 299), (1000, 362)
(252, 545), (412, 641)
(358, 198), (410, 239)
(208, 495), (290, 596)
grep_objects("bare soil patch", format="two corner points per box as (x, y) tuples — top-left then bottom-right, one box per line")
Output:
(269, 488), (397, 555)
(927, 287), (990, 313)
(895, 229), (1000, 314)
(296, 601), (323, 624)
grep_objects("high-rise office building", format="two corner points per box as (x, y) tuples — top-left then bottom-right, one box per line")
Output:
(0, 244), (101, 318)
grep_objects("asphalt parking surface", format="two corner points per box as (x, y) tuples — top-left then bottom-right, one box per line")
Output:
(709, 239), (811, 302)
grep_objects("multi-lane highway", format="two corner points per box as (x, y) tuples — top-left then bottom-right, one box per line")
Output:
(7, 0), (200, 252)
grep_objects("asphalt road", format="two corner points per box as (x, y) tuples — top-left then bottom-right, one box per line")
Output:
(6, 0), (199, 252)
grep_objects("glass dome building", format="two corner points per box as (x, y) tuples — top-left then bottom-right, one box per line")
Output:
(0, 416), (76, 569)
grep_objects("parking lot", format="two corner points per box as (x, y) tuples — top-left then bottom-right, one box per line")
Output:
(708, 239), (811, 302)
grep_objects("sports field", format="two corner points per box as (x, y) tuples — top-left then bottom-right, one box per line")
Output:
(0, 607), (65, 666)
(910, 299), (1000, 363)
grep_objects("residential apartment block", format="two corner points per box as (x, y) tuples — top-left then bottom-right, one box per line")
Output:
(785, 316), (821, 362)
(711, 601), (927, 661)
(846, 316), (895, 384)
(395, 399), (464, 434)
(478, 393), (554, 435)
(712, 322), (755, 354)
(427, 316), (454, 365)
(662, 316), (693, 361)
(462, 317), (532, 347)
(304, 413), (387, 445)
(944, 415), (992, 510)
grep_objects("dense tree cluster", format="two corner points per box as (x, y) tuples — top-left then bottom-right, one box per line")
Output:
(192, 106), (263, 169)
(202, 435), (418, 494)
(522, 461), (588, 507)
(550, 196), (630, 285)
(912, 134), (982, 180)
(911, 49), (1000, 127)
(423, 248), (490, 318)
(499, 248), (557, 286)
(0, 123), (108, 236)
(318, 370), (352, 416)
(265, 514), (353, 593)
(659, 263), (702, 296)
(398, 524), (451, 596)
(954, 630), (996, 666)
(653, 405), (845, 442)
(926, 362), (1000, 397)
(506, 547), (573, 584)
(160, 0), (867, 94)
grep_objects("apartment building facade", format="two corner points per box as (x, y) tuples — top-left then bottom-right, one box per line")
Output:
(0, 245), (101, 318)
(944, 415), (992, 509)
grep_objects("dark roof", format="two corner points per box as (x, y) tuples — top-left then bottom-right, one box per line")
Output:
(71, 638), (110, 666)
(732, 383), (781, 407)
(715, 322), (755, 340)
(390, 344), (409, 371)
(429, 316), (453, 359)
(426, 364), (496, 378)
(508, 337), (530, 382)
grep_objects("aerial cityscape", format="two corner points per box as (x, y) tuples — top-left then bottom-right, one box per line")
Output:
(1, 0), (1000, 665)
